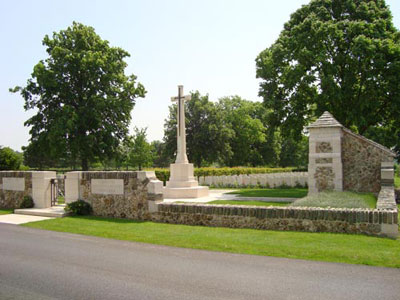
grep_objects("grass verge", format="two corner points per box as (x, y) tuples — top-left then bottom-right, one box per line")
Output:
(206, 200), (291, 207)
(0, 209), (13, 215)
(227, 188), (307, 198)
(291, 191), (376, 209)
(22, 215), (400, 268)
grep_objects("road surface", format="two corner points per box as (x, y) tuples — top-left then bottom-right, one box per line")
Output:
(0, 223), (399, 300)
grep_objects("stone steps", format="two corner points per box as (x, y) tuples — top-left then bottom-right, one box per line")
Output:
(14, 205), (69, 218)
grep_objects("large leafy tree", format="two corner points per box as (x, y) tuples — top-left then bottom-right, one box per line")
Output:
(217, 97), (267, 167)
(0, 147), (22, 170)
(163, 92), (233, 167)
(256, 0), (400, 143)
(11, 22), (145, 170)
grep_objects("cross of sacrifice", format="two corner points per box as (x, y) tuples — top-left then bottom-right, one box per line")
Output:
(171, 85), (191, 164)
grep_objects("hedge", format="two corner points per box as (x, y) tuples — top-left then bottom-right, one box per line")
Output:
(148, 167), (297, 184)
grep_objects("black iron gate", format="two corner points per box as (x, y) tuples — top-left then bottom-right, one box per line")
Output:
(50, 178), (58, 206)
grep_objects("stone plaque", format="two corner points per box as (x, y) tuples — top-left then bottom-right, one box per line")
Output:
(91, 179), (124, 195)
(3, 177), (25, 191)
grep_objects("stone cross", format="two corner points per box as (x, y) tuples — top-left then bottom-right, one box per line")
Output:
(171, 85), (191, 164)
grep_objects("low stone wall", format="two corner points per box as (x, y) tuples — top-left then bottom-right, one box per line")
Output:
(153, 203), (398, 239)
(198, 172), (308, 188)
(65, 171), (163, 220)
(0, 171), (32, 209)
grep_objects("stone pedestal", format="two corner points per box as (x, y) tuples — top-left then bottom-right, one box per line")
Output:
(163, 163), (209, 198)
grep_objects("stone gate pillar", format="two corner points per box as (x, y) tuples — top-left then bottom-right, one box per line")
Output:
(308, 112), (343, 194)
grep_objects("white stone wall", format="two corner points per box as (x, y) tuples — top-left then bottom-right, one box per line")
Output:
(198, 172), (308, 188)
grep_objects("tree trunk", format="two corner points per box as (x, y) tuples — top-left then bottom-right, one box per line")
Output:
(82, 158), (89, 171)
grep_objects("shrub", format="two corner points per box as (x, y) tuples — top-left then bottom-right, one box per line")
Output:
(20, 195), (34, 208)
(65, 200), (92, 215)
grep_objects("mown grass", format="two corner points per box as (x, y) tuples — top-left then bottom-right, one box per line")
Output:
(207, 200), (291, 207)
(291, 191), (376, 209)
(395, 174), (400, 188)
(0, 209), (13, 215)
(22, 215), (400, 268)
(227, 188), (307, 198)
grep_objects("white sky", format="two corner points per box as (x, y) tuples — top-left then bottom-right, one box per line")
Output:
(0, 0), (399, 151)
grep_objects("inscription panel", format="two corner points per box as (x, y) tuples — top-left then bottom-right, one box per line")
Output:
(3, 178), (25, 191)
(91, 179), (124, 195)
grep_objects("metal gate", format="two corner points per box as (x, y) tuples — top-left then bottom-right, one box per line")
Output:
(50, 178), (58, 206)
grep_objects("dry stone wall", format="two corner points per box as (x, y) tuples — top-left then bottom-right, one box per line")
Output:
(0, 171), (32, 209)
(153, 203), (398, 238)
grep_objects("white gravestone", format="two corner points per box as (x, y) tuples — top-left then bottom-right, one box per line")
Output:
(3, 178), (25, 191)
(91, 179), (124, 195)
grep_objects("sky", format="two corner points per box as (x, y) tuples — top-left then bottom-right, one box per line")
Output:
(1, 0), (399, 151)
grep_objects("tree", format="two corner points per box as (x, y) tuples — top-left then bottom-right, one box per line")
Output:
(163, 92), (233, 167)
(151, 140), (171, 168)
(217, 97), (267, 167)
(256, 0), (400, 145)
(127, 127), (153, 170)
(0, 147), (22, 170)
(11, 22), (145, 170)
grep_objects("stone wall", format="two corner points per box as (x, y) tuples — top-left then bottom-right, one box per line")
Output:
(0, 171), (32, 209)
(342, 129), (394, 194)
(65, 171), (163, 220)
(153, 203), (398, 239)
(198, 172), (308, 188)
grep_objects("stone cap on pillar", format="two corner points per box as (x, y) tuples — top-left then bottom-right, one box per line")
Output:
(307, 111), (343, 129)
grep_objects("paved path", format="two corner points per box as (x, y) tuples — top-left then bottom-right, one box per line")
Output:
(0, 214), (53, 224)
(0, 224), (399, 300)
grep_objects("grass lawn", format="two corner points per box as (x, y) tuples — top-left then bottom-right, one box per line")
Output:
(291, 191), (376, 209)
(22, 215), (400, 268)
(0, 209), (13, 215)
(206, 200), (291, 207)
(395, 174), (400, 188)
(227, 188), (307, 198)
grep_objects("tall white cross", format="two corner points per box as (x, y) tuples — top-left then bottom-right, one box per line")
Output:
(171, 85), (191, 164)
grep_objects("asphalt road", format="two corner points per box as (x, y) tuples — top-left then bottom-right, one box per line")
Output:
(0, 224), (399, 300)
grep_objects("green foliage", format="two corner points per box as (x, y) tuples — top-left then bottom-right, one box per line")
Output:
(217, 97), (266, 167)
(0, 146), (22, 170)
(227, 188), (308, 198)
(20, 196), (34, 209)
(11, 22), (145, 170)
(65, 199), (92, 215)
(291, 191), (376, 209)
(127, 127), (153, 170)
(256, 0), (400, 155)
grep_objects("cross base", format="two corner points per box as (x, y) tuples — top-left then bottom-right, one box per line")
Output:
(163, 163), (209, 198)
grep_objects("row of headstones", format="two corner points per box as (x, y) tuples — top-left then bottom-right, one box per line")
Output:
(198, 172), (308, 188)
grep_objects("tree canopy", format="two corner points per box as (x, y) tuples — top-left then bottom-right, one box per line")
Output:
(256, 0), (400, 146)
(11, 22), (145, 170)
(0, 147), (22, 170)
